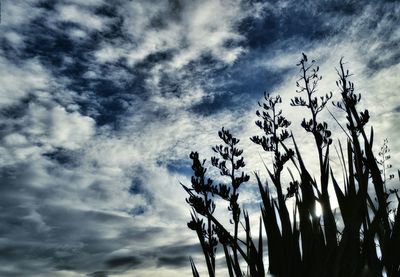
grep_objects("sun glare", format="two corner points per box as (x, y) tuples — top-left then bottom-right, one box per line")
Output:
(315, 202), (323, 217)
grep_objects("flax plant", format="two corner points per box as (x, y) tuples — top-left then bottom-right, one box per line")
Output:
(182, 55), (400, 277)
(211, 128), (250, 276)
(250, 93), (298, 276)
(182, 128), (264, 276)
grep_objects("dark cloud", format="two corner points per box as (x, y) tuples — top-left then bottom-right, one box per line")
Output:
(153, 243), (201, 256)
(149, 243), (203, 268)
(42, 148), (80, 167)
(105, 256), (142, 268)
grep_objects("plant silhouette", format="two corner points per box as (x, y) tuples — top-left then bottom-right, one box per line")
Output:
(182, 55), (400, 277)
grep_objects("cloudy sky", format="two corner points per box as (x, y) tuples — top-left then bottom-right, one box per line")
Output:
(0, 0), (399, 276)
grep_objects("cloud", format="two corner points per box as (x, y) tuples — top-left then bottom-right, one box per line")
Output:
(25, 104), (95, 150)
(0, 55), (49, 106)
(157, 256), (188, 268)
(90, 0), (256, 110)
(57, 4), (106, 31)
(105, 255), (142, 269)
(1, 1), (42, 27)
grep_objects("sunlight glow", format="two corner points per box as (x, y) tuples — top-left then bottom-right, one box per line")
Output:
(315, 202), (323, 217)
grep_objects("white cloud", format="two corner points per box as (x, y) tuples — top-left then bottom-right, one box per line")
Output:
(25, 104), (95, 150)
(3, 133), (28, 146)
(0, 1), (45, 51)
(68, 28), (88, 39)
(95, 45), (125, 63)
(57, 4), (106, 31)
(3, 31), (24, 46)
(94, 0), (251, 80)
(1, 1), (42, 27)
(0, 56), (49, 106)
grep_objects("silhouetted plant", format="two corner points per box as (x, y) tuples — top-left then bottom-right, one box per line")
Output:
(182, 128), (263, 276)
(251, 92), (298, 276)
(292, 53), (337, 272)
(183, 152), (218, 276)
(182, 54), (399, 277)
(211, 128), (250, 276)
(377, 138), (395, 186)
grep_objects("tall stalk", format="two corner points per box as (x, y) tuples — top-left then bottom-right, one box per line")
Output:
(211, 128), (250, 276)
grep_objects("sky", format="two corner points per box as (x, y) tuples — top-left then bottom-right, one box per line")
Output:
(0, 0), (399, 276)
